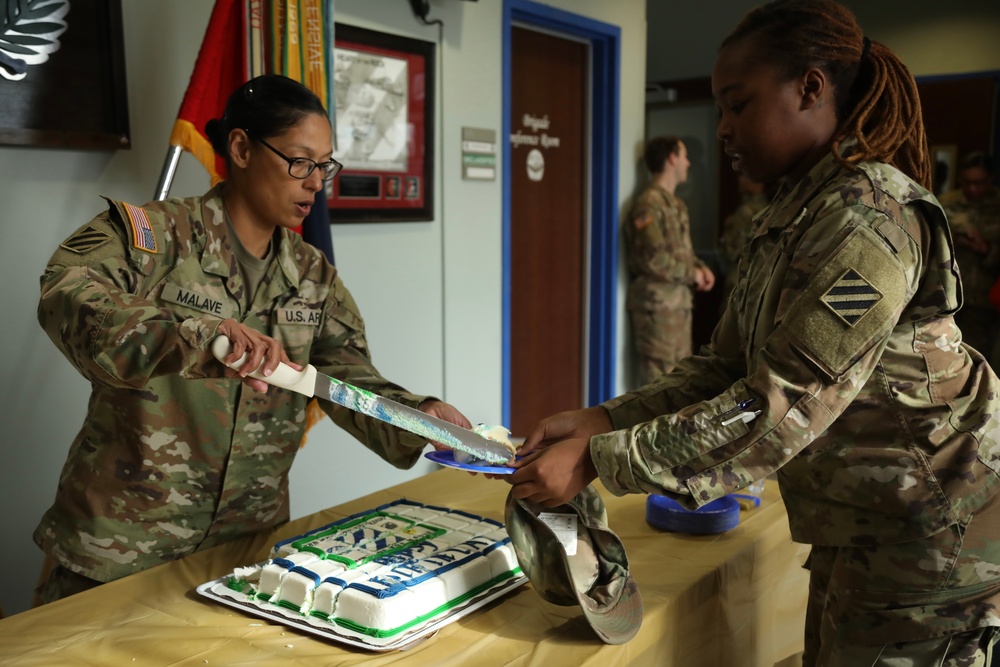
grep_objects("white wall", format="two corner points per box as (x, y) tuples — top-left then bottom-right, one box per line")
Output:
(0, 0), (646, 616)
(647, 0), (1000, 83)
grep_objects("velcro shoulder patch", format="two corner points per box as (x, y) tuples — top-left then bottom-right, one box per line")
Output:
(820, 268), (883, 326)
(122, 202), (158, 253)
(103, 197), (159, 254)
(634, 212), (654, 231)
(60, 225), (113, 254)
(784, 226), (908, 379)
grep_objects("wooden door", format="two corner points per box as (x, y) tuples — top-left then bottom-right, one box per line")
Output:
(509, 27), (587, 437)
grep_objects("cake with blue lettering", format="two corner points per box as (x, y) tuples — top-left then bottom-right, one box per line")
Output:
(224, 499), (522, 644)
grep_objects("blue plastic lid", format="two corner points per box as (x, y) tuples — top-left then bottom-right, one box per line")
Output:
(645, 494), (741, 534)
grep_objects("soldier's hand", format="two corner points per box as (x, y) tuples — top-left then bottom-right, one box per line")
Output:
(506, 437), (598, 507)
(955, 228), (990, 255)
(215, 319), (302, 393)
(418, 400), (473, 453)
(695, 265), (716, 292)
(517, 406), (613, 458)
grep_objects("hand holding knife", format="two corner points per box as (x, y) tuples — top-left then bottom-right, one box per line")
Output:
(211, 335), (513, 464)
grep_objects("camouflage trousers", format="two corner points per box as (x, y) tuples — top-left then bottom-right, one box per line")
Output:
(629, 305), (692, 386)
(33, 557), (103, 606)
(803, 628), (997, 666)
(803, 491), (1000, 666)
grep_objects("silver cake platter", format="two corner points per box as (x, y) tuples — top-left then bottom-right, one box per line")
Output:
(196, 572), (528, 652)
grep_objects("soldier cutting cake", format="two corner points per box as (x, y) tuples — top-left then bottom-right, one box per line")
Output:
(32, 74), (473, 604)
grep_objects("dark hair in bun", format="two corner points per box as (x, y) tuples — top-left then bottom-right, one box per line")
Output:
(205, 74), (328, 160)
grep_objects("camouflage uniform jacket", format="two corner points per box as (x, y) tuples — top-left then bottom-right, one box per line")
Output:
(593, 151), (1000, 548)
(623, 184), (706, 311)
(938, 187), (1000, 310)
(35, 186), (431, 582)
(718, 193), (770, 302)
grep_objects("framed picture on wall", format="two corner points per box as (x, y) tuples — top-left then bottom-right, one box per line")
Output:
(325, 23), (434, 223)
(0, 0), (130, 150)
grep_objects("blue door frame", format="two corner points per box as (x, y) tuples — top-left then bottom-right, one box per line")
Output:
(501, 0), (621, 426)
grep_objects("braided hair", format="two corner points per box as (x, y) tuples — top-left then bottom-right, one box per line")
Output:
(721, 0), (931, 188)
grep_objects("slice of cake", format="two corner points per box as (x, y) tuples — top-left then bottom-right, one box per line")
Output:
(453, 423), (516, 465)
(223, 499), (522, 644)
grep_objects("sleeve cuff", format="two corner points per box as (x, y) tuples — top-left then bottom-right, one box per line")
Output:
(599, 394), (640, 430)
(590, 431), (644, 496)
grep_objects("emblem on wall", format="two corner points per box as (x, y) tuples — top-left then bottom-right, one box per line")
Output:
(1, 0), (70, 81)
(526, 148), (544, 182)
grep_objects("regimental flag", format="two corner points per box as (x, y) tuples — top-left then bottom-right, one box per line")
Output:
(168, 0), (248, 185)
(270, 0), (337, 256)
(274, 0), (336, 139)
(821, 268), (883, 326)
(303, 186), (335, 264)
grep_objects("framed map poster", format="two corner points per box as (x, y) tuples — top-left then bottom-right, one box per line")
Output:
(326, 24), (434, 222)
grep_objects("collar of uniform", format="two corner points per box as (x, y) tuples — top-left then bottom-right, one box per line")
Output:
(650, 183), (680, 208)
(199, 185), (238, 280)
(757, 145), (850, 237)
(273, 227), (303, 289)
(200, 184), (302, 292)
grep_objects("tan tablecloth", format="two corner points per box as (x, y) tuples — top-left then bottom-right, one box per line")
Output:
(0, 470), (808, 666)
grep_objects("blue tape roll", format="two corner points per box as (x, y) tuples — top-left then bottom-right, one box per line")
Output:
(645, 494), (741, 534)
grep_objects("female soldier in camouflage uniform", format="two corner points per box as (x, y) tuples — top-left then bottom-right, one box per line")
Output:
(508, 1), (1000, 664)
(34, 75), (470, 603)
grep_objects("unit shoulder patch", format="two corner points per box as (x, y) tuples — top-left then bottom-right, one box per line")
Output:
(60, 225), (113, 255)
(820, 268), (883, 326)
(784, 226), (907, 379)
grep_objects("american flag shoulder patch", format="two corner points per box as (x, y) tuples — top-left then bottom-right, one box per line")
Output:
(820, 268), (883, 326)
(122, 202), (158, 253)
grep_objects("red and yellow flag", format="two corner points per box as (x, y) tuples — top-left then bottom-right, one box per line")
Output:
(168, 0), (248, 185)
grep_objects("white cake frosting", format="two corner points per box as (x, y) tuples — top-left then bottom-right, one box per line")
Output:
(453, 423), (515, 465)
(226, 499), (521, 640)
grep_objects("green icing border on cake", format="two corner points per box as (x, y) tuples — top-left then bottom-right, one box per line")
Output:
(317, 567), (523, 638)
(226, 577), (249, 594)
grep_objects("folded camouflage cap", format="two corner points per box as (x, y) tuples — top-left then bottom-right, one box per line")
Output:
(504, 485), (642, 644)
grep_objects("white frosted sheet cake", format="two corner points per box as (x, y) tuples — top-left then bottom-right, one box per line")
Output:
(208, 499), (523, 648)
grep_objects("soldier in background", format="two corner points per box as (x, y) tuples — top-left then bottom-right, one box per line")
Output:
(33, 75), (470, 603)
(508, 1), (1000, 663)
(718, 174), (775, 306)
(939, 152), (1000, 370)
(623, 136), (714, 387)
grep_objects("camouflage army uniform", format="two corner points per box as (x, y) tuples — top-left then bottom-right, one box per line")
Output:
(623, 184), (707, 385)
(593, 150), (1000, 659)
(939, 187), (1000, 371)
(718, 192), (770, 307)
(35, 185), (431, 584)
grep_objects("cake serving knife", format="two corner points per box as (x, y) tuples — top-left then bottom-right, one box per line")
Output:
(211, 335), (514, 464)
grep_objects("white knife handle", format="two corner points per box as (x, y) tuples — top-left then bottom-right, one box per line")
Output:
(211, 335), (318, 397)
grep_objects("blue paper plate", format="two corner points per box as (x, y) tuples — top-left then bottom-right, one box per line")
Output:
(424, 450), (516, 475)
(646, 494), (741, 534)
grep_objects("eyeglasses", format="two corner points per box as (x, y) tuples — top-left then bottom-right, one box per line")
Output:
(246, 131), (342, 181)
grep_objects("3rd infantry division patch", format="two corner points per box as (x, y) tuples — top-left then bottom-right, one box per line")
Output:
(820, 268), (883, 326)
(60, 225), (113, 255)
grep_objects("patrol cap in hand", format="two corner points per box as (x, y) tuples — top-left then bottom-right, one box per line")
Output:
(504, 485), (642, 644)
